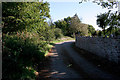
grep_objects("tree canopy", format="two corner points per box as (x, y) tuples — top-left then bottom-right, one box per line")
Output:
(79, 0), (118, 9)
(70, 14), (88, 36)
(88, 25), (96, 36)
(2, 2), (50, 34)
(54, 16), (72, 36)
(97, 12), (110, 35)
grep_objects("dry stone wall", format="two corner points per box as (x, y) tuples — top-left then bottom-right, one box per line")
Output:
(75, 36), (120, 63)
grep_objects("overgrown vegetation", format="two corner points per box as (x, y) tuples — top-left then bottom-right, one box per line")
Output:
(2, 2), (76, 80)
(3, 33), (46, 80)
(2, 2), (63, 80)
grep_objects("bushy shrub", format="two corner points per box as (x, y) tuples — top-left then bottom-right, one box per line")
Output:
(44, 29), (55, 42)
(115, 28), (120, 36)
(98, 31), (103, 36)
(2, 33), (46, 80)
(54, 28), (63, 39)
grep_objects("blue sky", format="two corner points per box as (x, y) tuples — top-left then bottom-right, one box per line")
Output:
(42, 0), (118, 30)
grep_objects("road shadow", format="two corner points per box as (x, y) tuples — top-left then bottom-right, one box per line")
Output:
(37, 41), (84, 79)
(55, 41), (120, 80)
(37, 41), (120, 80)
(72, 42), (120, 77)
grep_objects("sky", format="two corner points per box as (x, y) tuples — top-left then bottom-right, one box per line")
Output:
(42, 0), (118, 30)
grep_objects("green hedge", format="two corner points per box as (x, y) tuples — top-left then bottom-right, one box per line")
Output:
(2, 34), (46, 80)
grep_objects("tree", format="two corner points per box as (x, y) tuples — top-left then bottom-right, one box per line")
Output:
(79, 0), (118, 9)
(70, 14), (88, 36)
(80, 0), (120, 36)
(88, 25), (96, 36)
(79, 23), (88, 36)
(107, 12), (118, 34)
(97, 10), (119, 36)
(2, 2), (51, 79)
(2, 2), (50, 34)
(54, 28), (63, 39)
(98, 30), (103, 36)
(97, 12), (109, 35)
(69, 14), (81, 34)
(54, 16), (72, 36)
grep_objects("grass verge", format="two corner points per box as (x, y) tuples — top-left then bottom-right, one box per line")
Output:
(45, 36), (74, 57)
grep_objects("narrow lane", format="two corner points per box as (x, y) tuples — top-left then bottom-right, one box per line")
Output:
(49, 40), (82, 79)
(61, 41), (119, 80)
(45, 40), (120, 80)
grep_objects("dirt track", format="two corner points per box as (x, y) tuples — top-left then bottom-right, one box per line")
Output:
(38, 40), (120, 80)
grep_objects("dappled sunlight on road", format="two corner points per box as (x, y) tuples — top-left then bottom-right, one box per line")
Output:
(50, 70), (66, 77)
(45, 46), (58, 57)
(42, 40), (81, 78)
(39, 69), (51, 78)
(46, 53), (58, 57)
(39, 44), (68, 78)
(48, 41), (80, 78)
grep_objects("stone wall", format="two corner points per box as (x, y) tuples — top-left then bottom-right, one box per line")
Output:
(75, 36), (120, 63)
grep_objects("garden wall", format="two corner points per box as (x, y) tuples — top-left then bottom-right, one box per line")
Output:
(75, 36), (120, 63)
